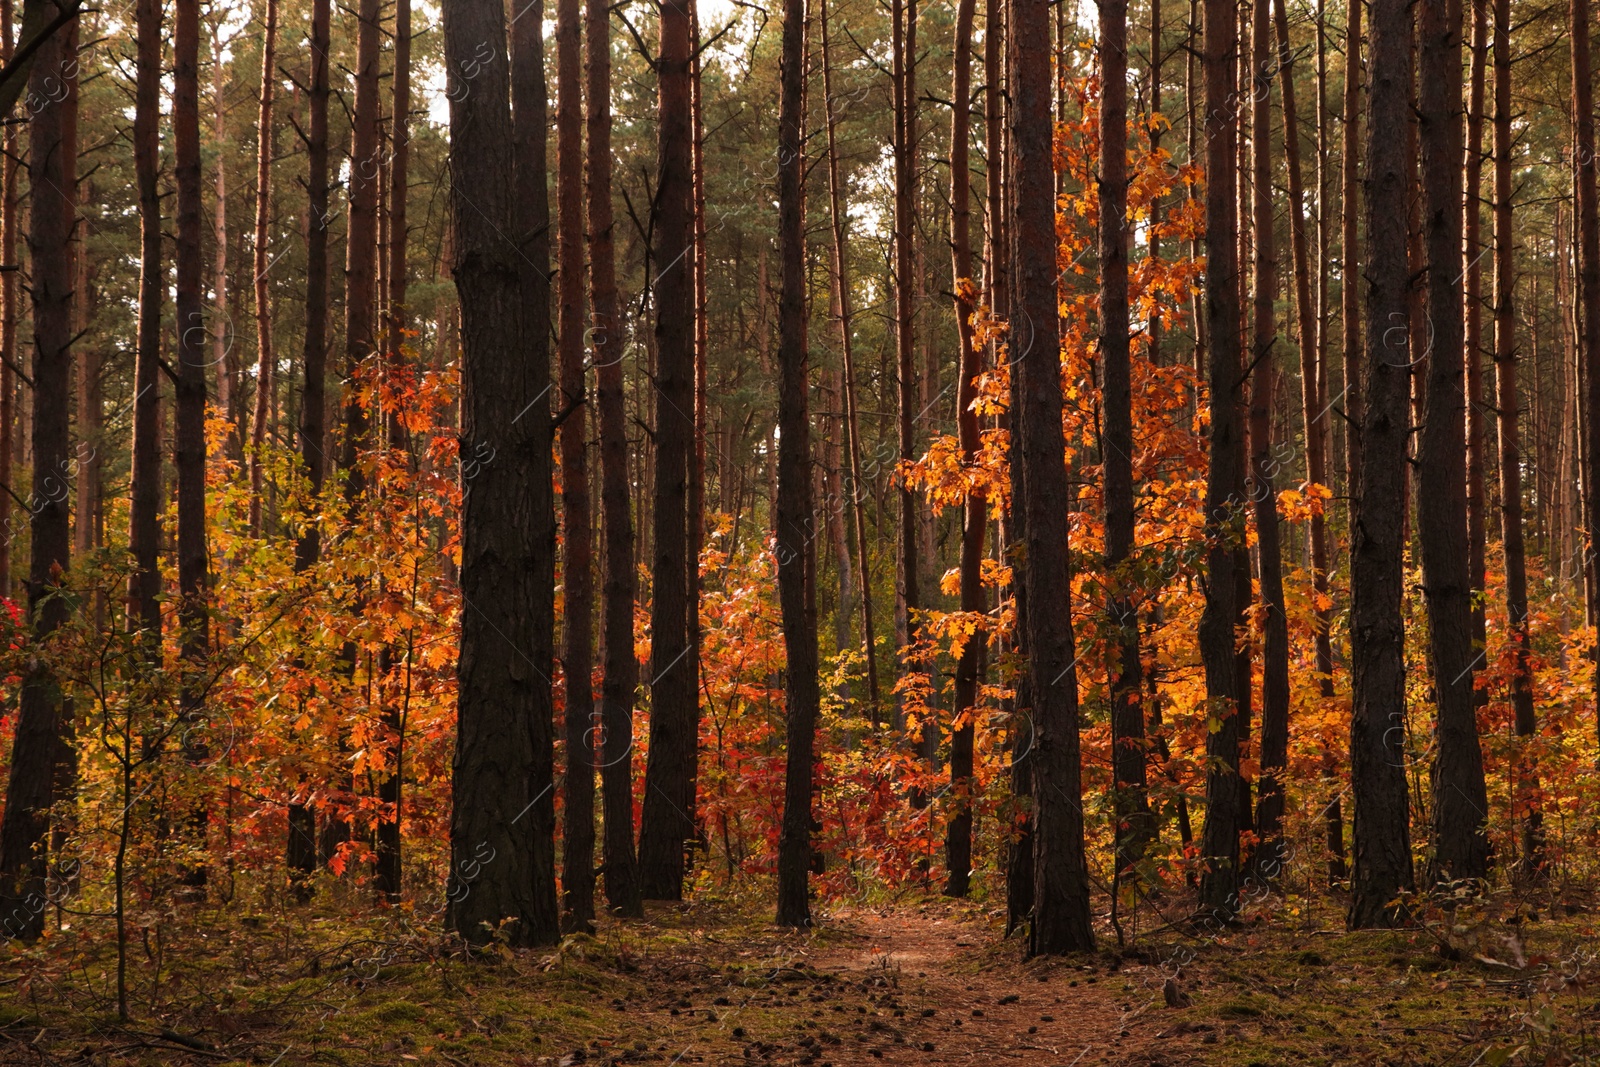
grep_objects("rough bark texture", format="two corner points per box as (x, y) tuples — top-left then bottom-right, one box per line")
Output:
(1249, 0), (1290, 880)
(0, 0), (14, 597)
(637, 0), (698, 901)
(0, 3), (74, 940)
(1490, 0), (1540, 875)
(1196, 0), (1245, 919)
(943, 0), (980, 899)
(128, 0), (161, 643)
(1418, 0), (1491, 889)
(774, 0), (817, 929)
(1100, 0), (1150, 885)
(555, 0), (596, 929)
(1014, 0), (1094, 956)
(1348, 0), (1415, 929)
(1571, 0), (1600, 720)
(442, 0), (559, 947)
(247, 0), (278, 536)
(1466, 0), (1488, 651)
(892, 0), (919, 734)
(587, 0), (643, 919)
(1340, 0), (1363, 499)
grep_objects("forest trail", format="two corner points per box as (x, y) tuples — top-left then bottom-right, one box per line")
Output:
(619, 904), (1199, 1067)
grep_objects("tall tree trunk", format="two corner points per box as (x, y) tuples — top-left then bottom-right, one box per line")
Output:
(0, 0), (13, 599)
(892, 0), (919, 738)
(442, 0), (559, 947)
(210, 27), (235, 450)
(556, 0), (596, 929)
(944, 0), (981, 898)
(1195, 0), (1246, 918)
(1273, 0), (1342, 883)
(175, 0), (211, 874)
(1418, 0), (1490, 888)
(1340, 0), (1363, 502)
(1466, 0), (1488, 656)
(0, 0), (76, 941)
(287, 0), (331, 891)
(587, 0), (643, 918)
(687, 0), (708, 866)
(129, 0), (161, 634)
(73, 181), (100, 564)
(1347, 0), (1415, 929)
(637, 0), (698, 901)
(1490, 0), (1540, 875)
(819, 0), (880, 710)
(774, 0), (817, 929)
(1014, 0), (1094, 956)
(1249, 0), (1290, 881)
(248, 0), (278, 536)
(374, 0), (411, 904)
(1100, 0), (1150, 881)
(1572, 0), (1600, 718)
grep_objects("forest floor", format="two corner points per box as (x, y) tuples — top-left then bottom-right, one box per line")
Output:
(4, 885), (1600, 1066)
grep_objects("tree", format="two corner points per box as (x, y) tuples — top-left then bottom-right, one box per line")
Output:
(1465, 0), (1489, 650)
(774, 0), (816, 930)
(288, 0), (332, 890)
(944, 0), (981, 899)
(0, 0), (76, 940)
(248, 0), (278, 536)
(587, 0), (643, 918)
(1248, 0), (1291, 880)
(1340, 0), (1363, 500)
(638, 0), (698, 902)
(1014, 0), (1093, 956)
(442, 0), (559, 947)
(128, 0), (162, 644)
(1490, 0), (1540, 876)
(892, 0), (919, 729)
(1347, 0), (1415, 930)
(555, 0), (596, 929)
(1195, 0), (1246, 919)
(1572, 0), (1600, 713)
(1417, 0), (1490, 888)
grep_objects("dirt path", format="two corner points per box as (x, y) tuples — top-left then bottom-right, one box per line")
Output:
(637, 904), (1189, 1067)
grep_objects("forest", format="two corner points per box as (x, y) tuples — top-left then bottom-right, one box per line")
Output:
(0, 0), (1596, 1057)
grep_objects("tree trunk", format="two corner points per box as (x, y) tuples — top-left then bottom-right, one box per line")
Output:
(892, 0), (919, 739)
(1249, 0), (1290, 882)
(774, 0), (817, 929)
(1273, 0), (1343, 883)
(1572, 0), (1600, 719)
(374, 0), (411, 904)
(287, 0), (331, 891)
(248, 0), (278, 536)
(1014, 0), (1094, 956)
(0, 0), (75, 941)
(687, 0), (709, 866)
(1195, 0), (1246, 919)
(1100, 0), (1150, 882)
(637, 0), (698, 902)
(1465, 0), (1488, 655)
(210, 26), (235, 451)
(1340, 0), (1363, 502)
(1490, 0), (1540, 875)
(0, 0), (16, 599)
(442, 0), (560, 947)
(819, 0), (880, 710)
(587, 0), (643, 918)
(1347, 0), (1415, 929)
(1418, 0), (1491, 888)
(556, 0), (596, 929)
(944, 0), (981, 898)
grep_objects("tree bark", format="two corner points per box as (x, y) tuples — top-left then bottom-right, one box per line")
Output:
(1099, 0), (1150, 882)
(1466, 0), (1488, 651)
(1195, 0), (1245, 919)
(774, 0), (817, 929)
(1347, 0), (1415, 929)
(441, 0), (560, 947)
(1490, 0), (1540, 875)
(287, 0), (331, 890)
(1249, 0), (1290, 882)
(0, 0), (75, 940)
(637, 0), (698, 901)
(1572, 0), (1600, 718)
(587, 0), (643, 918)
(248, 0), (278, 536)
(1014, 0), (1094, 956)
(945, 0), (981, 898)
(0, 0), (14, 599)
(892, 0), (919, 738)
(1340, 0), (1363, 501)
(556, 0), (596, 929)
(1418, 0), (1490, 888)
